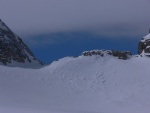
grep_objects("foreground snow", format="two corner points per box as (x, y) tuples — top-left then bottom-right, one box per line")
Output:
(0, 55), (150, 113)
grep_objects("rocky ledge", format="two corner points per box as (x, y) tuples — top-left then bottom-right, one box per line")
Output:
(82, 50), (132, 60)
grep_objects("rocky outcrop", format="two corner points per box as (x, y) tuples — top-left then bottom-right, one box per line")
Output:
(138, 32), (150, 56)
(82, 50), (132, 60)
(0, 19), (43, 65)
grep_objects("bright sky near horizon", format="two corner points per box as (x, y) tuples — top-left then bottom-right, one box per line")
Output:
(0, 0), (150, 63)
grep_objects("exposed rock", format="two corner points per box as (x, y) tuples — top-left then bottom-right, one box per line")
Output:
(138, 31), (150, 56)
(82, 50), (132, 60)
(0, 19), (43, 65)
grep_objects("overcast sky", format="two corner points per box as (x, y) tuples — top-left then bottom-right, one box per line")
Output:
(1, 0), (150, 63)
(0, 0), (150, 38)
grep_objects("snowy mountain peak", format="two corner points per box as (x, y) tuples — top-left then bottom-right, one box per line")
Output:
(0, 19), (9, 31)
(141, 33), (150, 41)
(0, 19), (43, 65)
(138, 33), (150, 55)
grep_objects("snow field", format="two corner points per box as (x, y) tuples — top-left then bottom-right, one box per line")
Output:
(0, 55), (150, 113)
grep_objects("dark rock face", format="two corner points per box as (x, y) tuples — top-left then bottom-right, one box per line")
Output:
(0, 19), (42, 65)
(82, 50), (132, 60)
(138, 33), (150, 55)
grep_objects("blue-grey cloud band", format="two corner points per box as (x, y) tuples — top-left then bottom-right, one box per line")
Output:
(0, 0), (150, 38)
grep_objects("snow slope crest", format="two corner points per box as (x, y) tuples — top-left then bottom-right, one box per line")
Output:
(1, 55), (150, 113)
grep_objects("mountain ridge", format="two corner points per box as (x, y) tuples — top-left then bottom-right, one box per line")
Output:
(0, 19), (43, 65)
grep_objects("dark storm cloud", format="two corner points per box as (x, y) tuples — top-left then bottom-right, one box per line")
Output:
(0, 0), (150, 37)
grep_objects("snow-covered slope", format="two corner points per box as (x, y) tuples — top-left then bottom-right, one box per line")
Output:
(0, 54), (150, 113)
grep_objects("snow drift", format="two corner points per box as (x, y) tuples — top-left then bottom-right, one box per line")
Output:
(0, 54), (150, 113)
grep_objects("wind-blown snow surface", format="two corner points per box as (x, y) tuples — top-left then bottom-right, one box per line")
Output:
(0, 55), (150, 113)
